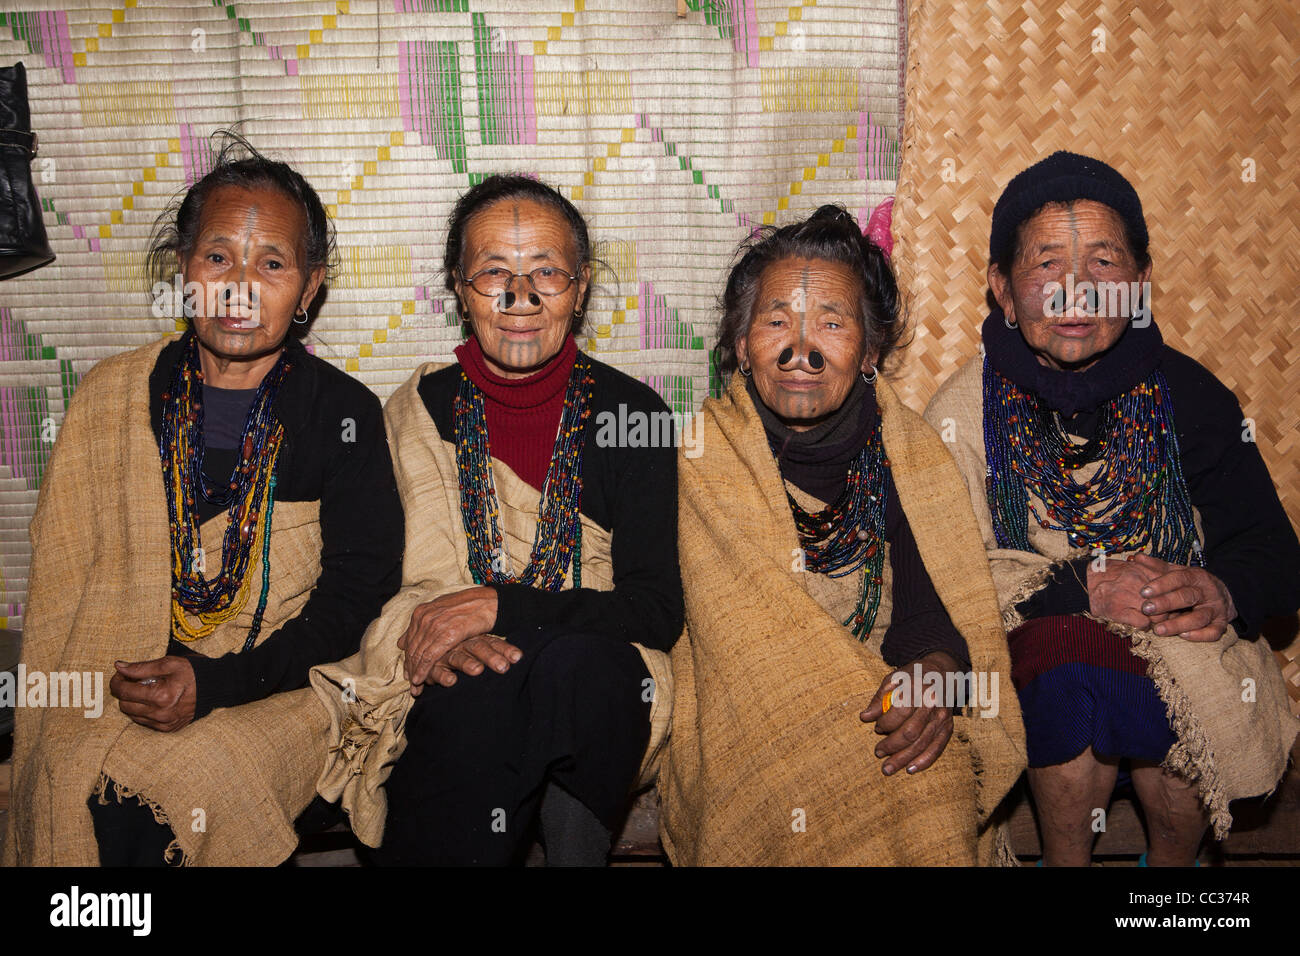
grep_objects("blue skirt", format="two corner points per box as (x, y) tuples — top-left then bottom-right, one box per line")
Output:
(1009, 614), (1177, 768)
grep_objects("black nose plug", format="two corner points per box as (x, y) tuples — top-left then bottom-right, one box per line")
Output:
(808, 350), (825, 370)
(528, 291), (540, 306)
(778, 347), (794, 365)
(1049, 285), (1067, 315)
(1083, 285), (1099, 314)
(498, 290), (516, 309)
(220, 283), (256, 307)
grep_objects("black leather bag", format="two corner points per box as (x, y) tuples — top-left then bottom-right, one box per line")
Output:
(0, 61), (55, 279)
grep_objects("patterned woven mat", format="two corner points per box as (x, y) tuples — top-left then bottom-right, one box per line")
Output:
(0, 0), (904, 627)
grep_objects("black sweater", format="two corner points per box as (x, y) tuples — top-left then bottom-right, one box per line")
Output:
(1007, 343), (1300, 638)
(417, 355), (685, 654)
(150, 336), (405, 719)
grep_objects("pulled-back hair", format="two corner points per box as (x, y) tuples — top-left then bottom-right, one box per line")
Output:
(713, 204), (907, 376)
(145, 129), (336, 292)
(443, 174), (593, 335)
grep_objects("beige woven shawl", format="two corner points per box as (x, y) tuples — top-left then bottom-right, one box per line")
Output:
(658, 372), (1027, 866)
(6, 336), (332, 866)
(310, 362), (674, 850)
(924, 357), (1300, 837)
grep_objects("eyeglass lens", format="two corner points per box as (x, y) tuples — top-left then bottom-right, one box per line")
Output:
(468, 267), (573, 296)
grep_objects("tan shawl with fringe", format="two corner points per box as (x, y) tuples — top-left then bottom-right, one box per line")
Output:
(5, 336), (333, 867)
(310, 362), (673, 850)
(924, 357), (1300, 837)
(658, 372), (1026, 866)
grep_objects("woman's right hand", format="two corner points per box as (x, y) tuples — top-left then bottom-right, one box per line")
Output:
(397, 587), (521, 695)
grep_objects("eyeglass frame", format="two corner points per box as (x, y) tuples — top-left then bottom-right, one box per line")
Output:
(457, 264), (583, 298)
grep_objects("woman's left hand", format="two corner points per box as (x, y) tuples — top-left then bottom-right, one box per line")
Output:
(1127, 553), (1236, 642)
(859, 650), (960, 776)
(398, 586), (503, 694)
(110, 656), (197, 733)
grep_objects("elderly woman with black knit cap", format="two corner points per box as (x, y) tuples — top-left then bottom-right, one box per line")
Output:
(925, 151), (1300, 866)
(659, 205), (1026, 866)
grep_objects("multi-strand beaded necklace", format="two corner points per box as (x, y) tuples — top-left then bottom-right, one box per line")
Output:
(454, 353), (595, 590)
(161, 333), (289, 651)
(783, 412), (890, 640)
(982, 358), (1203, 566)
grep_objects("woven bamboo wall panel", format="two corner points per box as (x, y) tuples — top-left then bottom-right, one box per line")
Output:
(0, 0), (905, 629)
(891, 0), (1299, 540)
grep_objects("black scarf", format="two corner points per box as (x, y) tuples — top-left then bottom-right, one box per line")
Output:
(746, 375), (875, 503)
(981, 305), (1165, 418)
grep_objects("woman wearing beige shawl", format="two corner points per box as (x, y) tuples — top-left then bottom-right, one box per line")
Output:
(311, 175), (680, 866)
(924, 151), (1300, 866)
(659, 206), (1026, 866)
(5, 134), (403, 866)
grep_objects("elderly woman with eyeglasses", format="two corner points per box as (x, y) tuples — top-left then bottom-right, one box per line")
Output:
(311, 174), (683, 866)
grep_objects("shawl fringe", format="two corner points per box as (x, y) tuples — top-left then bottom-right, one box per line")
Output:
(92, 772), (193, 866)
(1001, 549), (1092, 632)
(1001, 560), (1063, 632)
(956, 718), (1020, 865)
(993, 820), (1020, 867)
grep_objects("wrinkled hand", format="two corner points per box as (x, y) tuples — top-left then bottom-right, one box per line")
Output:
(859, 650), (959, 776)
(1087, 556), (1169, 630)
(397, 586), (519, 695)
(110, 656), (197, 733)
(443, 634), (523, 680)
(1128, 553), (1235, 643)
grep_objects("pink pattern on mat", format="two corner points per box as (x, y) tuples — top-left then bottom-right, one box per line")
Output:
(28, 10), (76, 84)
(733, 0), (760, 67)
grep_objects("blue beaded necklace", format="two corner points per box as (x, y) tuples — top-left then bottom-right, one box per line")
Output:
(161, 333), (288, 651)
(782, 411), (890, 640)
(983, 357), (1203, 565)
(454, 353), (594, 591)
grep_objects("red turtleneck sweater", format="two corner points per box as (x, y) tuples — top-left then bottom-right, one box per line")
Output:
(453, 333), (578, 491)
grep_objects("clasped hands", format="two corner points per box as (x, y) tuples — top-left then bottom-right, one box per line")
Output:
(860, 649), (961, 778)
(398, 585), (519, 695)
(1087, 552), (1235, 643)
(851, 549), (1236, 779)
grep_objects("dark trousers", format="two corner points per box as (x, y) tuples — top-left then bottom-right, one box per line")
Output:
(376, 628), (652, 866)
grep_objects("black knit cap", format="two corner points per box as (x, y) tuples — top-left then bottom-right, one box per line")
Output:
(989, 151), (1148, 265)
